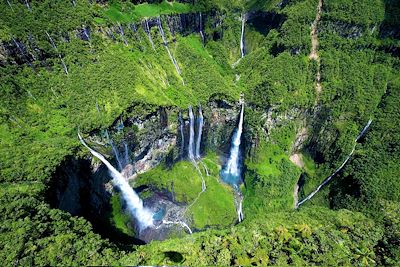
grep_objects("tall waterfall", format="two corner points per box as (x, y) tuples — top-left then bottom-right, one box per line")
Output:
(221, 104), (244, 186)
(195, 105), (203, 159)
(240, 14), (246, 58)
(188, 106), (195, 160)
(179, 111), (185, 156)
(297, 119), (373, 208)
(157, 18), (182, 77)
(78, 133), (154, 229)
(199, 12), (205, 44)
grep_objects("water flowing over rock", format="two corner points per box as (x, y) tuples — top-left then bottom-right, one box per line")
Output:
(78, 133), (154, 230)
(179, 111), (185, 157)
(220, 104), (244, 187)
(157, 17), (183, 83)
(240, 14), (246, 58)
(296, 119), (373, 208)
(144, 19), (155, 50)
(199, 12), (205, 44)
(188, 106), (195, 160)
(45, 32), (68, 74)
(195, 105), (203, 159)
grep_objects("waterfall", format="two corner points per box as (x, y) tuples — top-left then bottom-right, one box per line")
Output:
(157, 18), (182, 77)
(6, 0), (14, 11)
(195, 105), (203, 159)
(78, 133), (154, 229)
(124, 141), (129, 166)
(72, 0), (76, 7)
(45, 32), (68, 74)
(199, 12), (205, 44)
(237, 195), (244, 222)
(297, 119), (373, 208)
(118, 24), (128, 45)
(221, 104), (244, 186)
(188, 106), (195, 160)
(145, 20), (155, 50)
(240, 14), (246, 58)
(83, 27), (90, 41)
(179, 111), (185, 157)
(105, 129), (123, 171)
(24, 0), (32, 12)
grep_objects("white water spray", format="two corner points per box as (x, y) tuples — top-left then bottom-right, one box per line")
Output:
(195, 105), (203, 159)
(78, 133), (154, 229)
(222, 104), (244, 179)
(188, 106), (195, 160)
(240, 14), (246, 58)
(297, 119), (373, 208)
(124, 141), (129, 166)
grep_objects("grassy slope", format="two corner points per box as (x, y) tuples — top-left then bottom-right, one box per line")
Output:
(134, 153), (236, 229)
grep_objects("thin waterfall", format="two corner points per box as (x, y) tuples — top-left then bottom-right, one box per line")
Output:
(45, 32), (68, 74)
(12, 38), (32, 66)
(24, 0), (32, 11)
(221, 104), (244, 186)
(145, 20), (155, 50)
(124, 141), (129, 166)
(118, 23), (128, 45)
(72, 0), (76, 7)
(297, 119), (373, 208)
(240, 14), (246, 58)
(188, 106), (195, 160)
(157, 17), (182, 77)
(178, 111), (185, 157)
(78, 133), (154, 229)
(105, 129), (123, 171)
(6, 0), (14, 11)
(199, 12), (205, 44)
(195, 105), (203, 159)
(83, 27), (90, 41)
(237, 195), (244, 222)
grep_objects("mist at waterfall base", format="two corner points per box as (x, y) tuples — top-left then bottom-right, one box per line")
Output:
(78, 133), (154, 231)
(220, 104), (244, 189)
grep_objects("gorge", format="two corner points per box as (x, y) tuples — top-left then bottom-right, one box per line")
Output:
(1, 0), (399, 266)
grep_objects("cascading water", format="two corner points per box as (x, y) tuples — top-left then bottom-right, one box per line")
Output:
(240, 14), (246, 58)
(145, 20), (155, 50)
(78, 133), (154, 230)
(118, 24), (128, 45)
(220, 104), (244, 186)
(105, 129), (123, 171)
(220, 103), (245, 222)
(296, 119), (373, 208)
(24, 0), (32, 12)
(188, 106), (195, 161)
(6, 0), (14, 11)
(124, 141), (129, 166)
(45, 32), (68, 75)
(199, 12), (205, 44)
(157, 17), (183, 81)
(195, 105), (203, 159)
(178, 111), (185, 157)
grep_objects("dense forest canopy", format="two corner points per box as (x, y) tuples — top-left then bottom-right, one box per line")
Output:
(0, 0), (399, 266)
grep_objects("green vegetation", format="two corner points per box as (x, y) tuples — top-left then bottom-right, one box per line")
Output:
(103, 1), (192, 23)
(0, 0), (399, 265)
(134, 153), (236, 229)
